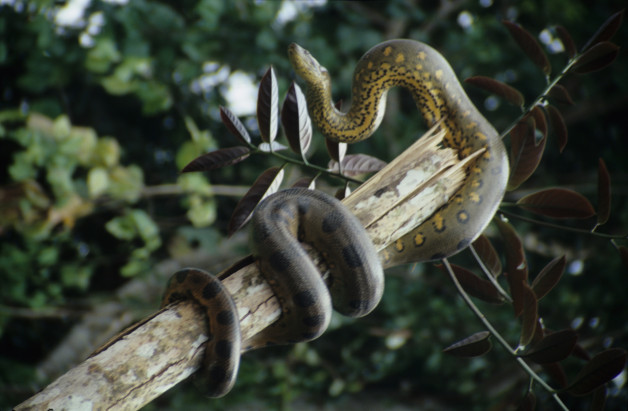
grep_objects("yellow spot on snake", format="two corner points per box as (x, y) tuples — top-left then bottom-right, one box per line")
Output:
(418, 51), (426, 60)
(381, 62), (391, 70)
(469, 192), (481, 203)
(466, 122), (478, 129)
(413, 233), (425, 247)
(435, 69), (443, 80)
(384, 46), (392, 56)
(415, 63), (423, 71)
(395, 239), (405, 252)
(433, 213), (445, 233)
(367, 61), (373, 69)
(475, 132), (488, 141)
(395, 53), (405, 63)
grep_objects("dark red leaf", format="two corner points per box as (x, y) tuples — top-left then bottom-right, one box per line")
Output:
(520, 283), (538, 347)
(438, 263), (504, 303)
(257, 67), (279, 143)
(443, 331), (492, 357)
(508, 117), (546, 191)
(531, 256), (566, 300)
(566, 348), (626, 396)
(555, 25), (577, 59)
(517, 188), (596, 219)
(573, 41), (620, 74)
(328, 154), (387, 177)
(581, 10), (625, 51)
(181, 146), (250, 173)
(530, 106), (548, 140)
(228, 166), (284, 235)
(220, 106), (251, 145)
(517, 391), (536, 411)
(465, 76), (524, 107)
(281, 82), (312, 158)
(502, 20), (551, 76)
(543, 362), (569, 388)
(325, 138), (347, 163)
(496, 219), (528, 317)
(547, 105), (568, 153)
(521, 329), (578, 364)
(472, 235), (502, 277)
(597, 158), (611, 226)
(291, 177), (315, 189)
(548, 84), (574, 105)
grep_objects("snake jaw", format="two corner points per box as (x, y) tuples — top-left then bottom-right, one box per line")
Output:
(288, 43), (330, 87)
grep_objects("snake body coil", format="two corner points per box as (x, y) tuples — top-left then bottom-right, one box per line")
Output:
(163, 39), (508, 397)
(288, 39), (508, 266)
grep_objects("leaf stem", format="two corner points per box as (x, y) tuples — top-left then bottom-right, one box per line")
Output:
(441, 258), (569, 410)
(499, 208), (628, 240)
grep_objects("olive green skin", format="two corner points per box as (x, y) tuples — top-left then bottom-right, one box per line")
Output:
(162, 188), (384, 398)
(288, 40), (508, 265)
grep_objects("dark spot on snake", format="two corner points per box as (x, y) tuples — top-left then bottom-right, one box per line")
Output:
(202, 281), (222, 300)
(166, 291), (186, 303)
(456, 210), (469, 224)
(341, 244), (364, 268)
(457, 238), (471, 251)
(174, 270), (189, 283)
(301, 331), (320, 340)
(297, 198), (311, 214)
(216, 309), (235, 326)
(302, 314), (324, 327)
(208, 365), (227, 383)
(430, 252), (447, 260)
(322, 211), (342, 233)
(349, 300), (370, 312)
(214, 339), (233, 359)
(293, 290), (316, 308)
(269, 250), (290, 272)
(491, 166), (502, 175)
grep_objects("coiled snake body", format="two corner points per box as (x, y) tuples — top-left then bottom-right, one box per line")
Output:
(162, 40), (508, 397)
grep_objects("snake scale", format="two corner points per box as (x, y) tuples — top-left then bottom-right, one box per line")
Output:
(162, 39), (508, 397)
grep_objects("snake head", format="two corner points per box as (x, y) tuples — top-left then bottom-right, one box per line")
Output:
(288, 43), (330, 86)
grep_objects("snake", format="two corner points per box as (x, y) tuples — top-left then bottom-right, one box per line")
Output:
(162, 39), (508, 397)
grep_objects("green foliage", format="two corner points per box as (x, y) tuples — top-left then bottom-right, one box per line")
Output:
(1, 0), (626, 410)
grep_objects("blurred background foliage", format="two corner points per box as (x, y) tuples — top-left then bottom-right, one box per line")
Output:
(1, 0), (626, 409)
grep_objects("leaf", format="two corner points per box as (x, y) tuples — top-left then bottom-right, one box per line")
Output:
(438, 263), (504, 303)
(555, 25), (577, 59)
(531, 256), (566, 300)
(443, 331), (492, 357)
(573, 42), (620, 74)
(502, 20), (551, 76)
(547, 84), (574, 105)
(530, 106), (548, 140)
(517, 188), (596, 219)
(496, 218), (528, 317)
(581, 9), (625, 52)
(596, 158), (611, 226)
(465, 76), (524, 107)
(472, 235), (502, 278)
(521, 329), (578, 364)
(220, 106), (251, 145)
(291, 177), (316, 189)
(508, 117), (546, 191)
(228, 166), (284, 235)
(181, 146), (250, 173)
(328, 154), (387, 177)
(325, 138), (347, 164)
(566, 348), (626, 396)
(547, 105), (568, 153)
(281, 82), (312, 159)
(258, 141), (289, 152)
(519, 283), (538, 347)
(257, 67), (279, 143)
(543, 362), (568, 388)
